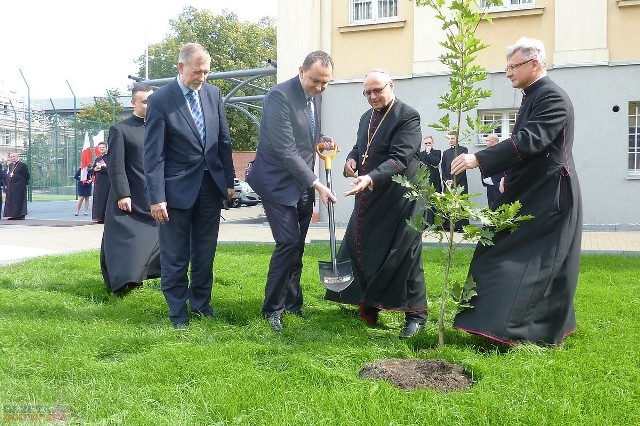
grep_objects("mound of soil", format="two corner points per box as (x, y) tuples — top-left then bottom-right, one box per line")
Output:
(359, 358), (472, 392)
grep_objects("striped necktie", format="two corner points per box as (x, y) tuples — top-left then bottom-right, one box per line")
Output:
(187, 90), (206, 144)
(307, 97), (316, 140)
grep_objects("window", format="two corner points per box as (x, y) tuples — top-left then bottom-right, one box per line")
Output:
(477, 110), (517, 144)
(480, 0), (534, 10)
(629, 102), (640, 177)
(350, 0), (398, 23)
(3, 130), (10, 145)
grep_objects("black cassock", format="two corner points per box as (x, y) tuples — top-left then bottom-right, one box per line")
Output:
(441, 144), (469, 230)
(3, 160), (29, 219)
(92, 154), (110, 223)
(101, 115), (160, 292)
(0, 162), (5, 213)
(453, 76), (582, 345)
(325, 98), (427, 314)
(419, 148), (442, 224)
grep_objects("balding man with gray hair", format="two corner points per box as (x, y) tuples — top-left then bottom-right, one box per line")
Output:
(325, 69), (428, 339)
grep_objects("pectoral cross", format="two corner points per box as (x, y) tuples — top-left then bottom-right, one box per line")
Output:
(362, 153), (369, 165)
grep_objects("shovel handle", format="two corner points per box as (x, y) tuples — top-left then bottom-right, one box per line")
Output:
(316, 142), (338, 171)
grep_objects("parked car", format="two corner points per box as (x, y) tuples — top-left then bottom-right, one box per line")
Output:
(239, 179), (261, 206)
(222, 178), (242, 209)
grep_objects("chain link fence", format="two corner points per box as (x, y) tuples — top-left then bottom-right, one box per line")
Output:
(1, 106), (111, 200)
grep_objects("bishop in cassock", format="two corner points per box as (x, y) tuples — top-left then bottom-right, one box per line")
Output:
(325, 70), (427, 339)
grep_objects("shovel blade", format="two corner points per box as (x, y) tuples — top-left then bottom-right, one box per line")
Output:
(318, 260), (354, 292)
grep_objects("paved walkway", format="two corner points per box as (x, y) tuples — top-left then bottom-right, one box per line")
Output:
(1, 201), (639, 265)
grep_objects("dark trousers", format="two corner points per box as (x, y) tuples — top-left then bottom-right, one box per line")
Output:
(159, 172), (222, 325)
(261, 188), (314, 317)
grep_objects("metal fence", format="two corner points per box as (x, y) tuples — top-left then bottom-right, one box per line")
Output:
(2, 65), (277, 200)
(1, 105), (111, 200)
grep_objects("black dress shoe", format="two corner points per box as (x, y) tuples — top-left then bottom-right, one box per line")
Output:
(267, 314), (282, 332)
(173, 322), (189, 330)
(287, 310), (304, 318)
(399, 321), (424, 339)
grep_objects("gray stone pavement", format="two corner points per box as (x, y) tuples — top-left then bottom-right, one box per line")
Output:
(1, 200), (639, 266)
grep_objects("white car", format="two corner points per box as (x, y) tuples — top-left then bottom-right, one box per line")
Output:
(238, 180), (261, 206)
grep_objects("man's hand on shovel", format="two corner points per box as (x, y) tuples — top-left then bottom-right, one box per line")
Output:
(314, 182), (337, 207)
(315, 137), (339, 207)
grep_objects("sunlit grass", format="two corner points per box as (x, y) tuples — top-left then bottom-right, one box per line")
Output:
(0, 245), (638, 425)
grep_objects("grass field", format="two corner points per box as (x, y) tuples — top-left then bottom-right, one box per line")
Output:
(0, 244), (638, 425)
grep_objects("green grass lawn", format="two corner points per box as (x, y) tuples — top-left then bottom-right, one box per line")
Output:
(0, 244), (638, 425)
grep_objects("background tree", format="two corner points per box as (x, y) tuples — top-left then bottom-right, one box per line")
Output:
(136, 7), (277, 151)
(76, 88), (123, 133)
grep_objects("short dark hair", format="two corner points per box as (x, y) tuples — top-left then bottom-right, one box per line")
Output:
(302, 51), (334, 71)
(132, 83), (155, 97)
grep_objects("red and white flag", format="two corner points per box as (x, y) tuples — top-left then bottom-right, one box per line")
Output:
(80, 131), (93, 182)
(93, 130), (104, 157)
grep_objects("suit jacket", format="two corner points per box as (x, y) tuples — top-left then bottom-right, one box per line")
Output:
(144, 79), (235, 209)
(247, 76), (321, 206)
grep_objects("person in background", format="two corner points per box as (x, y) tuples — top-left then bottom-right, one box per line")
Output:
(450, 37), (582, 345)
(481, 133), (503, 206)
(247, 51), (337, 332)
(144, 43), (236, 329)
(3, 152), (30, 220)
(74, 166), (92, 216)
(92, 142), (110, 223)
(101, 84), (160, 295)
(441, 130), (469, 231)
(418, 135), (442, 225)
(0, 159), (5, 215)
(325, 70), (428, 339)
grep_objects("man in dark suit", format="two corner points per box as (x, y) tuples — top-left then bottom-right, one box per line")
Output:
(247, 51), (337, 332)
(144, 43), (236, 329)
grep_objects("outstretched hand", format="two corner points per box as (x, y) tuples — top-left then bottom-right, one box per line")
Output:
(344, 174), (372, 196)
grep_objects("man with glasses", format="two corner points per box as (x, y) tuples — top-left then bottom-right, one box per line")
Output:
(325, 70), (427, 339)
(449, 37), (582, 346)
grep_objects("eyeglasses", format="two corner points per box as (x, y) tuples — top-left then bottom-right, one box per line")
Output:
(363, 81), (390, 97)
(505, 58), (533, 72)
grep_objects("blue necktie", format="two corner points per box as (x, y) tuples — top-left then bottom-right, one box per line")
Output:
(307, 97), (316, 140)
(187, 90), (206, 144)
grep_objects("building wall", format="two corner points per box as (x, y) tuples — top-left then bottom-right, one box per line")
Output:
(322, 63), (640, 228)
(278, 0), (640, 227)
(608, 0), (640, 62)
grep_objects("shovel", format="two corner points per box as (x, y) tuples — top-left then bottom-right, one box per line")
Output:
(316, 142), (354, 292)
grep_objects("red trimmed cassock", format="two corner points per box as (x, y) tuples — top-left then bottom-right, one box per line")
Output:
(453, 76), (582, 345)
(325, 98), (427, 320)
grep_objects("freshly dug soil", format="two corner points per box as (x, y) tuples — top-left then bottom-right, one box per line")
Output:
(359, 358), (472, 392)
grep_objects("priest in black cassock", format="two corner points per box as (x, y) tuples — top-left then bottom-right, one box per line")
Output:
(449, 37), (582, 346)
(441, 131), (469, 231)
(418, 135), (442, 224)
(101, 84), (160, 294)
(3, 152), (30, 220)
(91, 142), (110, 223)
(325, 70), (427, 339)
